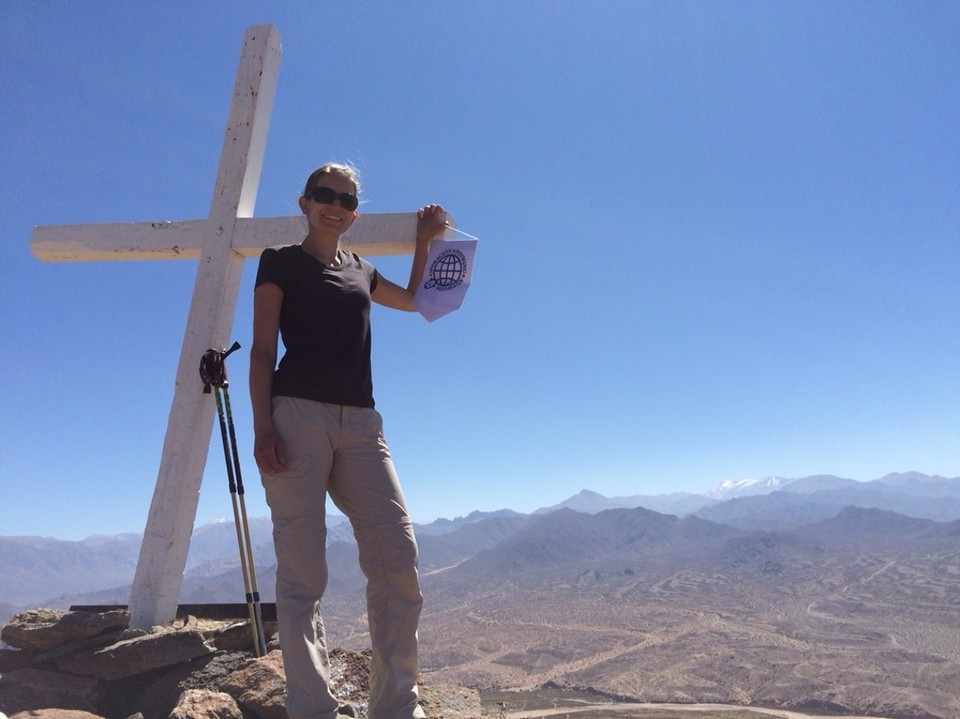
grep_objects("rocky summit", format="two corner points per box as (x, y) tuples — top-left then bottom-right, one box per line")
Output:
(0, 608), (484, 719)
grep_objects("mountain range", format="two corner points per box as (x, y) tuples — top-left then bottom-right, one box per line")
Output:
(3, 471), (957, 618)
(3, 471), (960, 717)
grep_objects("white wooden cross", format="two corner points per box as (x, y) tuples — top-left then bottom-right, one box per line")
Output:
(31, 24), (449, 630)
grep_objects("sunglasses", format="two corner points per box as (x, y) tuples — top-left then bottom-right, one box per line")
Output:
(305, 186), (359, 211)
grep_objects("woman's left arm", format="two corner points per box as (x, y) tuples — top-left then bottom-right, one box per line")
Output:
(372, 204), (447, 311)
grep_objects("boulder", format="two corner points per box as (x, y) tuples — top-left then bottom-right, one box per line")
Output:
(219, 650), (287, 719)
(0, 667), (105, 716)
(167, 689), (243, 719)
(0, 647), (33, 673)
(206, 621), (277, 653)
(130, 652), (251, 719)
(34, 628), (146, 664)
(55, 629), (215, 681)
(0, 609), (477, 719)
(1, 610), (130, 652)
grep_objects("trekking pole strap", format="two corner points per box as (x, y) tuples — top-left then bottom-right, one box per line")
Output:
(199, 341), (241, 394)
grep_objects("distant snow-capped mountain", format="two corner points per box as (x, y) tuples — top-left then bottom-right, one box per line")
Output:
(534, 488), (715, 517)
(708, 476), (784, 499)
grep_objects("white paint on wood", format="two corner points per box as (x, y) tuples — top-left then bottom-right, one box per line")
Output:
(30, 212), (424, 261)
(125, 24), (282, 630)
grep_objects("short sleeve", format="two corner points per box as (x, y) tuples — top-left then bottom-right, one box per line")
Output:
(255, 247), (284, 290)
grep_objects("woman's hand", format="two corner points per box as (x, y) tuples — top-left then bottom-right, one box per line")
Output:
(254, 425), (286, 475)
(372, 203), (449, 311)
(416, 204), (447, 247)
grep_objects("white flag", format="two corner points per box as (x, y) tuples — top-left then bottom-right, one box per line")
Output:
(414, 238), (478, 322)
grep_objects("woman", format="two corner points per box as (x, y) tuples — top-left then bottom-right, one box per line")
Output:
(250, 162), (446, 719)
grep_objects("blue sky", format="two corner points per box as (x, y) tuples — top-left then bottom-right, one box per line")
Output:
(2, 2), (958, 541)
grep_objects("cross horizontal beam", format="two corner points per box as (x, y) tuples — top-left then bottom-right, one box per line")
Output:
(30, 212), (426, 262)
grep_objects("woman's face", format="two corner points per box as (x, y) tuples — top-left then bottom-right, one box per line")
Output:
(299, 172), (358, 236)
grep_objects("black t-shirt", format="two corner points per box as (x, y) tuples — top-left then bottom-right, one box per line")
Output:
(255, 244), (380, 408)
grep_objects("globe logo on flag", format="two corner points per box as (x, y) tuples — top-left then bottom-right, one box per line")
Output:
(414, 237), (477, 322)
(424, 248), (467, 291)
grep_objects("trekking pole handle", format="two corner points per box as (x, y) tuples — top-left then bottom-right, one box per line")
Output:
(199, 341), (242, 393)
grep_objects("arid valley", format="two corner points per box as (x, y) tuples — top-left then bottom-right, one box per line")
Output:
(321, 505), (960, 719)
(4, 473), (960, 718)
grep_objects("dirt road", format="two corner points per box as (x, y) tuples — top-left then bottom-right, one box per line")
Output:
(504, 701), (890, 719)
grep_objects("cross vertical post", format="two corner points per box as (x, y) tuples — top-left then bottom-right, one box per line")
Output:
(127, 25), (281, 629)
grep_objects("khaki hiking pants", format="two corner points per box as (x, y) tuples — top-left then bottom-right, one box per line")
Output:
(260, 396), (423, 719)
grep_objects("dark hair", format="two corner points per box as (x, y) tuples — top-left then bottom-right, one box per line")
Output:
(303, 163), (361, 197)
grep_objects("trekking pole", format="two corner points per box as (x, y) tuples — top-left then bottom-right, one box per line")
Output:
(199, 341), (268, 657)
(219, 357), (268, 657)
